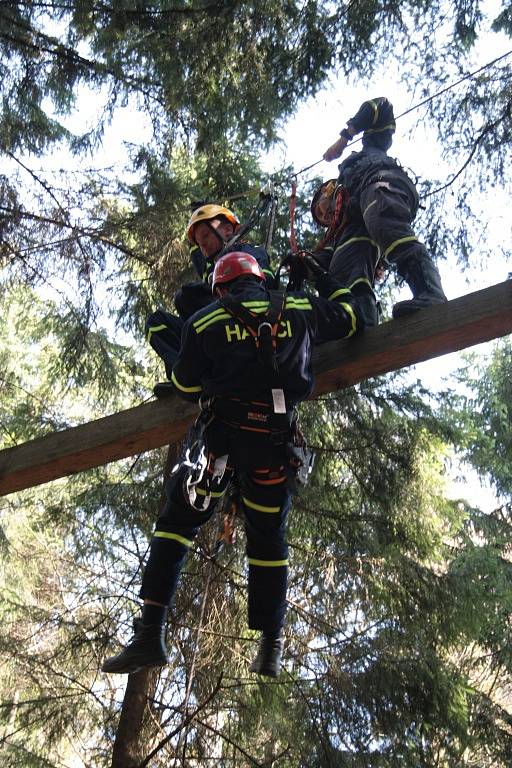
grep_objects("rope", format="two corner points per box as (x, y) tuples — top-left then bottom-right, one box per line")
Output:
(287, 47), (512, 181)
(172, 536), (216, 766)
(288, 179), (298, 253)
(264, 189), (279, 255)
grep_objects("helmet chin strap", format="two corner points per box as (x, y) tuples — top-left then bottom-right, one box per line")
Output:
(203, 220), (230, 260)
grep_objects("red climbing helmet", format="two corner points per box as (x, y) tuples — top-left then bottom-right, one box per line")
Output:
(212, 252), (265, 291)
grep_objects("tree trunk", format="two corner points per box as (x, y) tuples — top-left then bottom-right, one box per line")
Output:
(110, 443), (180, 768)
(111, 667), (160, 768)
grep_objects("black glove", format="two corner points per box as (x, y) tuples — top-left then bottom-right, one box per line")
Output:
(280, 251), (326, 291)
(295, 251), (326, 281)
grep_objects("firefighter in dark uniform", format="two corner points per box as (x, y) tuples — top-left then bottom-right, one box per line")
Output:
(319, 96), (447, 322)
(146, 204), (275, 390)
(102, 251), (361, 678)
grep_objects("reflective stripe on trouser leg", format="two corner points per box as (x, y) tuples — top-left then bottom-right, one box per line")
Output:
(241, 469), (292, 632)
(328, 223), (380, 288)
(359, 182), (423, 264)
(140, 465), (230, 605)
(145, 309), (184, 378)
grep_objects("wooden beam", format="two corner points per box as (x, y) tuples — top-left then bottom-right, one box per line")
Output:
(313, 278), (512, 394)
(0, 397), (197, 497)
(1, 279), (511, 496)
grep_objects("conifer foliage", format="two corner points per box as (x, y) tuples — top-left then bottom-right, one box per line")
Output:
(1, 2), (511, 766)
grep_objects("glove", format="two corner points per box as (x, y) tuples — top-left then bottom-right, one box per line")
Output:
(323, 135), (349, 162)
(295, 251), (326, 281)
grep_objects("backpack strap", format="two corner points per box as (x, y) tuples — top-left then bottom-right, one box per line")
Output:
(220, 290), (286, 372)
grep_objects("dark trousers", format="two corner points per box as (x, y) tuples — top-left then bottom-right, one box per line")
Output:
(359, 177), (431, 272)
(328, 221), (380, 291)
(146, 283), (216, 377)
(145, 309), (184, 378)
(329, 171), (431, 286)
(140, 418), (293, 633)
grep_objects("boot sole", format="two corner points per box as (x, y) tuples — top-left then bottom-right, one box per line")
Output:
(102, 656), (168, 674)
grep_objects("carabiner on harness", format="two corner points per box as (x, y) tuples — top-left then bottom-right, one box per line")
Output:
(182, 438), (209, 511)
(179, 404), (216, 511)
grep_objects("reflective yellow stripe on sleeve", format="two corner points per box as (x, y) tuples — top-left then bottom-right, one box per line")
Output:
(328, 287), (352, 301)
(171, 370), (202, 394)
(285, 298), (312, 311)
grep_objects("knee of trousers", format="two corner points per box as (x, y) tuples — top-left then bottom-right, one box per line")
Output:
(387, 240), (430, 272)
(146, 308), (175, 330)
(362, 189), (415, 248)
(244, 511), (289, 561)
(329, 243), (377, 286)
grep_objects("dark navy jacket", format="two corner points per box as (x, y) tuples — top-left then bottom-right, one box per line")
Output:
(338, 97), (399, 196)
(171, 274), (359, 407)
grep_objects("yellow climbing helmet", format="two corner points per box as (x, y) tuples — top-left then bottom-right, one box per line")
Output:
(186, 204), (240, 243)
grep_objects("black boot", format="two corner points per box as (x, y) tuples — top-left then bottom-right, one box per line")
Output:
(153, 381), (175, 398)
(249, 631), (283, 678)
(392, 255), (447, 318)
(101, 620), (168, 674)
(351, 284), (379, 328)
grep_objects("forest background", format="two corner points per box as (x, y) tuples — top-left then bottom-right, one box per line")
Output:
(0, 1), (511, 766)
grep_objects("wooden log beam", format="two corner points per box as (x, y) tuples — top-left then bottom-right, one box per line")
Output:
(1, 279), (511, 497)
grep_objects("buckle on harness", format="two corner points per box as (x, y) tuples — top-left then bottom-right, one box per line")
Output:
(258, 321), (272, 338)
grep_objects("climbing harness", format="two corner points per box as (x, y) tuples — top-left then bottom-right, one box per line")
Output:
(179, 405), (228, 511)
(219, 289), (286, 373)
